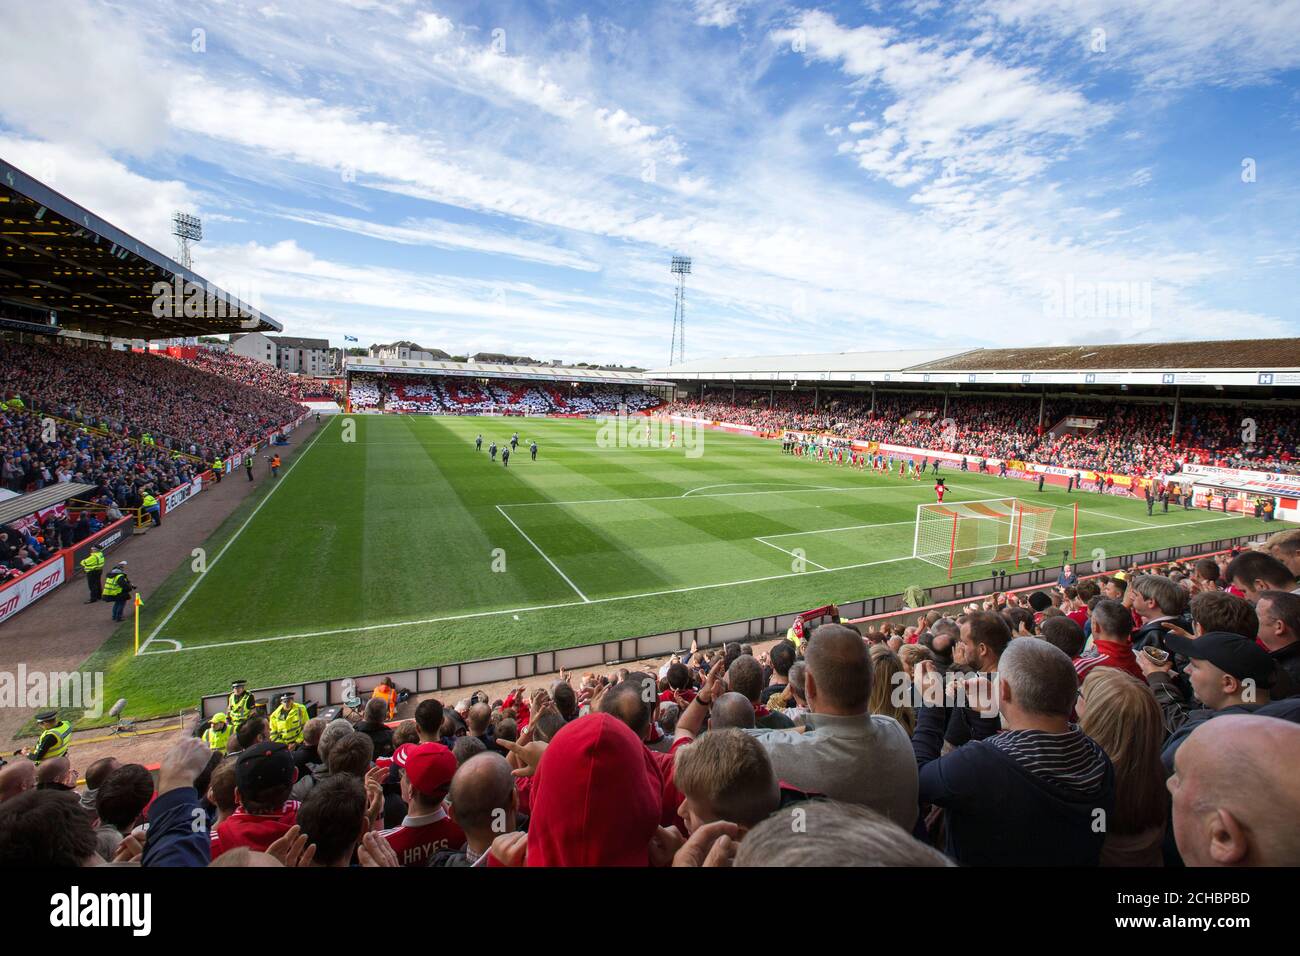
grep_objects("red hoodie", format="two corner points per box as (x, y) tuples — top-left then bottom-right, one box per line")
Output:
(525, 714), (662, 867)
(210, 801), (299, 858)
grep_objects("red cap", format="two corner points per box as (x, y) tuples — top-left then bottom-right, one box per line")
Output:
(393, 742), (456, 799)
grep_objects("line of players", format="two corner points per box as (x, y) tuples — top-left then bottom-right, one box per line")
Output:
(475, 431), (538, 466)
(780, 436), (951, 502)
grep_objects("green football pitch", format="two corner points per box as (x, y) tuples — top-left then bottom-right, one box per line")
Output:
(82, 415), (1269, 718)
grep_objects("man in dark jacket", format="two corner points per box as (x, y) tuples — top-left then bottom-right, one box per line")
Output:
(143, 738), (216, 867)
(1128, 574), (1190, 651)
(1139, 631), (1281, 774)
(1256, 591), (1300, 698)
(912, 638), (1115, 866)
(429, 752), (517, 867)
(354, 697), (395, 758)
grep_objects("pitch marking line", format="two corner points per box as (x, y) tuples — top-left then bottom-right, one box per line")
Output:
(680, 482), (836, 497)
(755, 537), (830, 571)
(501, 481), (954, 510)
(141, 513), (1260, 656)
(137, 416), (336, 655)
(495, 505), (591, 603)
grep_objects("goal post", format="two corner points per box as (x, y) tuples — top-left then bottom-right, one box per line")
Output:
(914, 497), (1059, 578)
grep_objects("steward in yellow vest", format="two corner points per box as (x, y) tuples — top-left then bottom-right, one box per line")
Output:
(227, 680), (255, 729)
(29, 711), (71, 764)
(202, 713), (232, 752)
(80, 545), (105, 602)
(211, 457), (224, 483)
(269, 692), (309, 747)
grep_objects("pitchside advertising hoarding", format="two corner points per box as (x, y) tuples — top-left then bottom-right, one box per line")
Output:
(161, 476), (203, 515)
(0, 517), (132, 626)
(0, 556), (65, 625)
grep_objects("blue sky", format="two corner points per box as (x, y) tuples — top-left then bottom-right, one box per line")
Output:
(1, 0), (1298, 364)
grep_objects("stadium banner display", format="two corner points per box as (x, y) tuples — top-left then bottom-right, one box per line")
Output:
(65, 517), (132, 578)
(161, 476), (203, 516)
(1175, 464), (1300, 520)
(1179, 462), (1300, 493)
(0, 554), (66, 626)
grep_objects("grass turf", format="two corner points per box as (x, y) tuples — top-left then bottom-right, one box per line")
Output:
(75, 414), (1269, 722)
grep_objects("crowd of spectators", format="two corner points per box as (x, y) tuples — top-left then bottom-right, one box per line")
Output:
(664, 391), (1300, 478)
(164, 348), (341, 404)
(0, 403), (196, 579)
(0, 340), (302, 461)
(349, 374), (661, 416)
(3, 530), (1297, 868)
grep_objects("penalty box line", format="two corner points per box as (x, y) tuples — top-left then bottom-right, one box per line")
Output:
(495, 505), (590, 603)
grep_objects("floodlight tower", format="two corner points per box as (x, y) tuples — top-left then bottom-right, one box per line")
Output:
(669, 255), (691, 366)
(172, 211), (202, 270)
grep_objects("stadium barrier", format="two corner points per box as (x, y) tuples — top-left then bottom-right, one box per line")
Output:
(197, 530), (1268, 719)
(0, 517), (134, 627)
(0, 553), (66, 626)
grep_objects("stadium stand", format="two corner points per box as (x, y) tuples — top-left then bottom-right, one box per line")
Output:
(348, 373), (661, 415)
(0, 340), (302, 460)
(161, 348), (342, 405)
(664, 392), (1300, 477)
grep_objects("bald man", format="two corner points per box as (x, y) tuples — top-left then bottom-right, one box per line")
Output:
(435, 752), (518, 867)
(0, 761), (36, 804)
(710, 692), (757, 731)
(35, 756), (75, 791)
(1169, 715), (1300, 866)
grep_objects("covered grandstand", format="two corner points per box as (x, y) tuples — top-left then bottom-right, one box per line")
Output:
(0, 157), (280, 339)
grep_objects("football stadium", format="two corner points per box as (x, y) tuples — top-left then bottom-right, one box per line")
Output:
(2, 0), (1299, 908)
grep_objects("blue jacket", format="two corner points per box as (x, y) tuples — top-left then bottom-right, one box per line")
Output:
(913, 705), (1114, 866)
(142, 786), (211, 867)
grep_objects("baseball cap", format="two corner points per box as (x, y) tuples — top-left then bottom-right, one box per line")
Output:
(235, 741), (296, 795)
(391, 742), (456, 800)
(1164, 631), (1276, 688)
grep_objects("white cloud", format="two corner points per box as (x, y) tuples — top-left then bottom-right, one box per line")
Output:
(693, 1), (752, 29)
(776, 9), (1114, 214)
(0, 135), (195, 252)
(409, 12), (454, 45)
(0, 0), (170, 156)
(977, 0), (1300, 87)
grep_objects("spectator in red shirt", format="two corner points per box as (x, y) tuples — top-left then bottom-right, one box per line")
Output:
(1078, 599), (1145, 682)
(380, 742), (465, 866)
(210, 742), (299, 859)
(502, 713), (664, 866)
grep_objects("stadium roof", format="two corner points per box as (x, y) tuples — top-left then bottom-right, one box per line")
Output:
(649, 339), (1300, 389)
(347, 356), (671, 387)
(0, 157), (281, 340)
(910, 339), (1300, 372)
(0, 482), (96, 526)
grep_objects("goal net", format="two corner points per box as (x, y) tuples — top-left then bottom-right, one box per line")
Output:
(913, 498), (1058, 577)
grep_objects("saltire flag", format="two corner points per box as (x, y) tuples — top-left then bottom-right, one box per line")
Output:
(343, 335), (358, 342)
